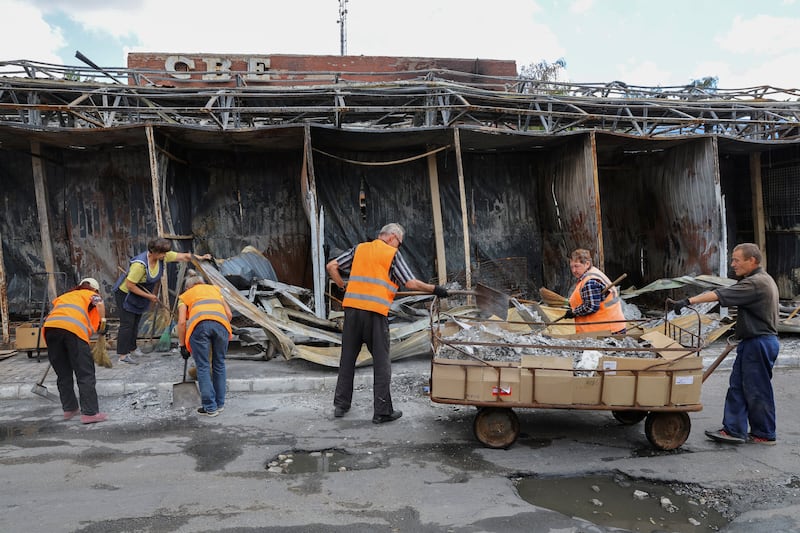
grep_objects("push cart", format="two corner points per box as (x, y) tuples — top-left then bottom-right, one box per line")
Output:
(428, 301), (727, 451)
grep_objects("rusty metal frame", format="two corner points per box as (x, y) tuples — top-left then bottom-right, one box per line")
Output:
(1, 60), (798, 140)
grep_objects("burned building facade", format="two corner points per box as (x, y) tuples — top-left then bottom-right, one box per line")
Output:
(1, 54), (799, 323)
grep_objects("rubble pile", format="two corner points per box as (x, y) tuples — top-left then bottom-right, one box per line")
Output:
(436, 322), (658, 364)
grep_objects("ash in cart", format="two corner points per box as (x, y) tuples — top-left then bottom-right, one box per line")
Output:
(672, 243), (780, 445)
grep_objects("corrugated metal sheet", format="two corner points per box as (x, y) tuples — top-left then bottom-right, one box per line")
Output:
(538, 135), (599, 294)
(2, 124), (800, 320)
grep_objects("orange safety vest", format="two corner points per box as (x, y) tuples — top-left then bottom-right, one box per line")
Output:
(569, 266), (626, 334)
(342, 239), (399, 316)
(181, 284), (232, 353)
(43, 289), (101, 344)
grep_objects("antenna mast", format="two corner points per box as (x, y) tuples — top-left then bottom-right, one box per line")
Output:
(338, 0), (348, 55)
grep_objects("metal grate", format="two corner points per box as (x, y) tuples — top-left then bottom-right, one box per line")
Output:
(765, 166), (800, 218)
(436, 257), (532, 299)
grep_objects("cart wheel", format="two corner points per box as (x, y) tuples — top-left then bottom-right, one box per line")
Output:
(472, 407), (519, 449)
(645, 412), (691, 450)
(612, 410), (647, 426)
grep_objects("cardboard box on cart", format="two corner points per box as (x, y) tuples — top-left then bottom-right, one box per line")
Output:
(431, 359), (520, 402)
(521, 355), (574, 405)
(600, 355), (703, 407)
(431, 358), (481, 400)
(465, 363), (520, 403)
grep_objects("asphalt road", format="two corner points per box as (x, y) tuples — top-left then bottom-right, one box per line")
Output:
(1, 349), (800, 532)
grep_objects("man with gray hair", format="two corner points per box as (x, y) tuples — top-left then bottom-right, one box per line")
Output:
(326, 223), (449, 424)
(671, 243), (780, 445)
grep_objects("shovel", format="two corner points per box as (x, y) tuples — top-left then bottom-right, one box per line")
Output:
(172, 357), (200, 409)
(31, 309), (58, 401)
(31, 363), (58, 401)
(398, 282), (509, 320)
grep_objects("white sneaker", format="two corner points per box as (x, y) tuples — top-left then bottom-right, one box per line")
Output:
(132, 348), (145, 357)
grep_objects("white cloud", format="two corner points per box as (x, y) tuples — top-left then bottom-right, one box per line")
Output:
(716, 15), (800, 55)
(615, 59), (673, 87)
(57, 0), (341, 62)
(53, 0), (562, 70)
(0, 0), (64, 64)
(348, 0), (562, 67)
(570, 0), (594, 14)
(723, 52), (800, 90)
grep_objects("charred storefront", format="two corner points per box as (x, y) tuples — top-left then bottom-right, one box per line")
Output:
(1, 55), (799, 334)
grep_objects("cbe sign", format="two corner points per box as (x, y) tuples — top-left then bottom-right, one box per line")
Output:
(164, 55), (271, 81)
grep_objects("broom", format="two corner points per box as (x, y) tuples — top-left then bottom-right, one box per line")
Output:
(154, 262), (187, 353)
(92, 333), (113, 368)
(539, 287), (570, 307)
(153, 315), (173, 352)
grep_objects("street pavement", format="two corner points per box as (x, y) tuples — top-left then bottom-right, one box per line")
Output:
(2, 337), (800, 531)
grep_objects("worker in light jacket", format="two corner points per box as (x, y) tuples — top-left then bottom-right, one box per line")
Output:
(177, 275), (233, 417)
(43, 277), (108, 424)
(326, 222), (449, 424)
(563, 248), (627, 334)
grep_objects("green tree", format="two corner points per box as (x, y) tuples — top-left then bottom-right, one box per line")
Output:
(686, 76), (718, 96)
(518, 58), (566, 94)
(520, 58), (566, 81)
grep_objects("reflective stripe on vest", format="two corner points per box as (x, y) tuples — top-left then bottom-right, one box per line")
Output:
(181, 285), (232, 353)
(569, 267), (627, 334)
(43, 290), (99, 343)
(342, 240), (398, 316)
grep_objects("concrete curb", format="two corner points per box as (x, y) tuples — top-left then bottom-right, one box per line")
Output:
(2, 373), (376, 401)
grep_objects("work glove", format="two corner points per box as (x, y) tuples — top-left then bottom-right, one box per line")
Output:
(432, 285), (449, 298)
(563, 308), (575, 319)
(670, 298), (690, 314)
(97, 319), (107, 335)
(180, 346), (191, 360)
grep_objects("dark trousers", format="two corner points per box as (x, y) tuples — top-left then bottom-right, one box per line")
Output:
(723, 335), (780, 440)
(44, 328), (99, 415)
(115, 289), (142, 355)
(334, 308), (393, 416)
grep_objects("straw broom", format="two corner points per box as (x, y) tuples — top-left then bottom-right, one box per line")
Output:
(92, 333), (113, 368)
(155, 262), (187, 354)
(539, 287), (570, 307)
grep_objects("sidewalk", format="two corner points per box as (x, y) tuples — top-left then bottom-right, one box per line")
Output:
(2, 337), (799, 401)
(0, 345), (396, 401)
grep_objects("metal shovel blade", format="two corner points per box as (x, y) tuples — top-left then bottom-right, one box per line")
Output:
(473, 283), (510, 320)
(31, 382), (58, 402)
(173, 359), (200, 409)
(31, 363), (58, 401)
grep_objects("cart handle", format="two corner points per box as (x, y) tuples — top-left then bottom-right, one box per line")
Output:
(702, 342), (736, 383)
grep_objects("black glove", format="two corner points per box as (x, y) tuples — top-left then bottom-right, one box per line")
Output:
(671, 298), (690, 314)
(432, 285), (449, 298)
(97, 319), (107, 335)
(563, 308), (575, 319)
(180, 346), (191, 360)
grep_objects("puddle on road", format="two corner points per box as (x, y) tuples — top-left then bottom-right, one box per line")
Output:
(0, 423), (42, 441)
(267, 449), (384, 474)
(515, 473), (729, 532)
(0, 422), (64, 446)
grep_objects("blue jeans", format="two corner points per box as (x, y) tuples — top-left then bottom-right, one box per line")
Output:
(190, 321), (229, 412)
(723, 335), (780, 440)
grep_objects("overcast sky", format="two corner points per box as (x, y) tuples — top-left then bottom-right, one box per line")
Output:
(1, 0), (798, 91)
